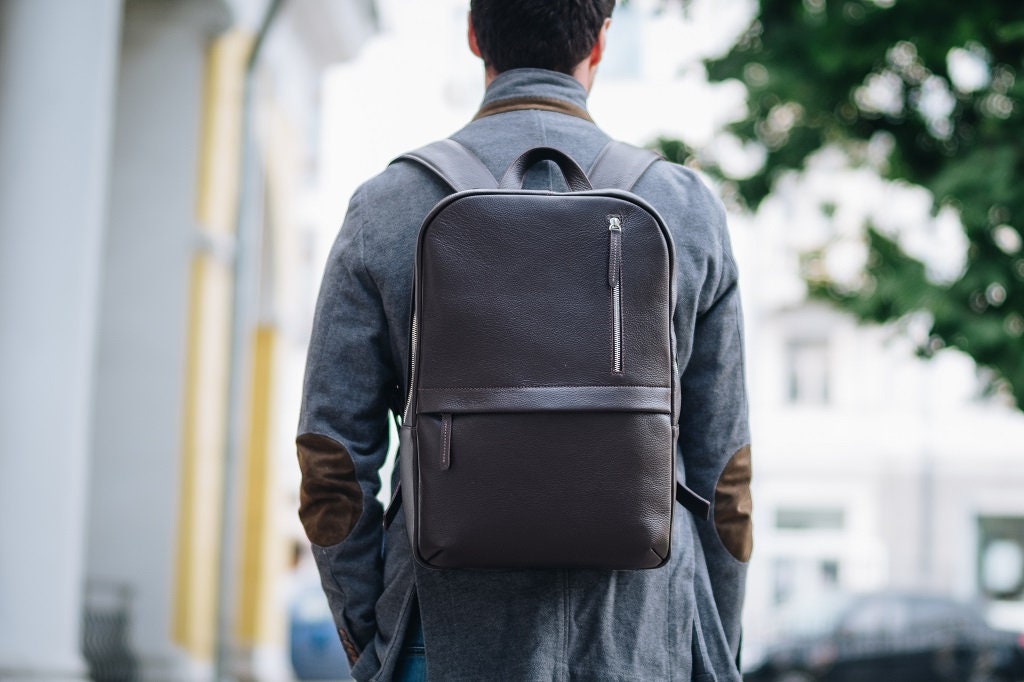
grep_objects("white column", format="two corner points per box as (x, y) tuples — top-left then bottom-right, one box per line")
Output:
(0, 0), (123, 678)
(85, 1), (230, 677)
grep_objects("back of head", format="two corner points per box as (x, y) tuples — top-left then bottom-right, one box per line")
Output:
(470, 0), (616, 75)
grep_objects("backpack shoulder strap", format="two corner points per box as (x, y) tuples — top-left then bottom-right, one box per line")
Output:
(393, 139), (498, 193)
(588, 140), (662, 191)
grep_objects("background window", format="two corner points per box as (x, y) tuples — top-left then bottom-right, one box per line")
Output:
(776, 507), (846, 531)
(786, 338), (831, 404)
(978, 516), (1024, 601)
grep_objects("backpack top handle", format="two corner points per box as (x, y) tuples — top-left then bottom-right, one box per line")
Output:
(498, 146), (593, 192)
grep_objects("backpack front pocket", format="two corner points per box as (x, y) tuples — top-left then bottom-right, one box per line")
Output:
(414, 409), (674, 570)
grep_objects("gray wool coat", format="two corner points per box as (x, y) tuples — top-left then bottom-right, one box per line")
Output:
(297, 68), (753, 682)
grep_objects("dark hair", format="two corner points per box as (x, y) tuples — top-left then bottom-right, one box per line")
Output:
(470, 0), (616, 75)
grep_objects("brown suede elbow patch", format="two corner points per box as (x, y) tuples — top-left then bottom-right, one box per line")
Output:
(296, 432), (363, 547)
(714, 444), (753, 562)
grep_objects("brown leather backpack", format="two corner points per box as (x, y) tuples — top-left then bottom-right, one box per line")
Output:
(383, 141), (709, 570)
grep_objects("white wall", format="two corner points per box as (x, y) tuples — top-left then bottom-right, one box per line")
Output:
(0, 1), (123, 678)
(85, 1), (231, 677)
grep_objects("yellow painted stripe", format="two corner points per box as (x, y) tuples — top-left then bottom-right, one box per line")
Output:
(172, 256), (205, 650)
(173, 251), (233, 659)
(236, 325), (276, 644)
(195, 31), (251, 234)
(173, 30), (251, 659)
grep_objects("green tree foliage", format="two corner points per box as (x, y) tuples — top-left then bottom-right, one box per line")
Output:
(683, 0), (1024, 408)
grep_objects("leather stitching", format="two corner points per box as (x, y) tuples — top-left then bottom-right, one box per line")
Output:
(418, 384), (667, 390)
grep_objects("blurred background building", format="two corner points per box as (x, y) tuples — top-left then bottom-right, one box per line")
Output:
(739, 219), (1024, 663)
(0, 0), (375, 679)
(1, 0), (1022, 680)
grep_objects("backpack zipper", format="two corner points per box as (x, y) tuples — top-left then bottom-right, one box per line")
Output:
(440, 413), (452, 470)
(608, 216), (623, 373)
(402, 313), (419, 422)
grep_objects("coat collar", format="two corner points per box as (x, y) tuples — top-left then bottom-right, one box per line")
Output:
(480, 68), (590, 113)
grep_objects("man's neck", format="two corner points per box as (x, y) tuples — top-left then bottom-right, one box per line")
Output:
(484, 63), (595, 92)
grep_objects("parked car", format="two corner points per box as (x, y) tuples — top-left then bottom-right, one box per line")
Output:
(744, 591), (1024, 682)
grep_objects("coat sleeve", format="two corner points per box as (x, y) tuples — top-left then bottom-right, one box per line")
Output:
(296, 186), (396, 665)
(676, 197), (753, 666)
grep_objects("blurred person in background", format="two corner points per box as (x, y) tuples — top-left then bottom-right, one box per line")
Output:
(296, 1), (752, 679)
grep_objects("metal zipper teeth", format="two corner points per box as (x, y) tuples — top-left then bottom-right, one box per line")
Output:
(609, 216), (623, 373)
(612, 283), (623, 372)
(402, 313), (419, 423)
(440, 413), (452, 470)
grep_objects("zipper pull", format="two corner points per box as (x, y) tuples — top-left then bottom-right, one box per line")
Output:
(608, 216), (622, 289)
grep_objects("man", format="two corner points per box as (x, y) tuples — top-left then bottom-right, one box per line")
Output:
(296, 1), (753, 680)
